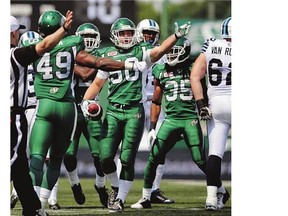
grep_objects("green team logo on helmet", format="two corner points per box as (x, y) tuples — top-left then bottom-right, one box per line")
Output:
(76, 23), (101, 52)
(38, 10), (65, 38)
(167, 37), (191, 66)
(110, 17), (138, 50)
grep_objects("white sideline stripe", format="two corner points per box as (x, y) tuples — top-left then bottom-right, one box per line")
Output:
(169, 179), (231, 186)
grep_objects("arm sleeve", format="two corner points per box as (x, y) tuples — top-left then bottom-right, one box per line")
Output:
(14, 45), (39, 67)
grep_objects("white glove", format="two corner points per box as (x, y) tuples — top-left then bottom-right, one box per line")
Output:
(80, 100), (90, 119)
(174, 21), (191, 38)
(199, 106), (212, 121)
(80, 99), (102, 120)
(125, 61), (147, 72)
(147, 129), (157, 151)
(133, 61), (147, 72)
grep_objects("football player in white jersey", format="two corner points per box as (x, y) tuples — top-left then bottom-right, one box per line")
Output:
(136, 19), (174, 204)
(11, 31), (61, 211)
(190, 17), (231, 210)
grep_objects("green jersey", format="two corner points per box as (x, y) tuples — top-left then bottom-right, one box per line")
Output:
(153, 63), (198, 119)
(33, 35), (85, 102)
(97, 42), (153, 105)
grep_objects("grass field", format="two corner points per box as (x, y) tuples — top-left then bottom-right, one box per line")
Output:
(11, 178), (231, 216)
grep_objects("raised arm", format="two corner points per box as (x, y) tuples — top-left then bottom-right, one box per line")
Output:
(35, 10), (73, 55)
(149, 21), (191, 63)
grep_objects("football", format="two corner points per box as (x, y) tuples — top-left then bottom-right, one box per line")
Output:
(86, 100), (103, 120)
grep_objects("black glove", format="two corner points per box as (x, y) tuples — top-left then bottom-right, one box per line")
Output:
(196, 99), (212, 121)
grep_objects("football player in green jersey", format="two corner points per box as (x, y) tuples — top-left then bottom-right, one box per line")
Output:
(131, 37), (207, 209)
(63, 23), (108, 207)
(82, 17), (191, 213)
(136, 18), (175, 204)
(28, 10), (143, 215)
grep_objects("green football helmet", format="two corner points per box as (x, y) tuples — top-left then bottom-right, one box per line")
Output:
(38, 10), (65, 38)
(166, 37), (191, 66)
(76, 23), (101, 52)
(18, 31), (42, 47)
(110, 17), (137, 49)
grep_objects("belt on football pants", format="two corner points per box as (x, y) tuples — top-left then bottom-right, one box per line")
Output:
(110, 101), (139, 109)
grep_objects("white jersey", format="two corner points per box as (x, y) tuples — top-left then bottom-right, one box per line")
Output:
(139, 55), (166, 151)
(145, 55), (167, 101)
(202, 38), (231, 98)
(202, 38), (232, 159)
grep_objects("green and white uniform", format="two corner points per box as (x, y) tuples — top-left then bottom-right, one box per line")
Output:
(144, 63), (206, 189)
(97, 42), (153, 181)
(29, 35), (84, 191)
(64, 48), (105, 180)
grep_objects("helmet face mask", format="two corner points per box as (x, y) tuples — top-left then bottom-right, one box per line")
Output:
(221, 17), (232, 39)
(76, 23), (101, 52)
(137, 19), (160, 46)
(110, 18), (138, 49)
(166, 37), (191, 66)
(18, 31), (42, 47)
(38, 10), (65, 38)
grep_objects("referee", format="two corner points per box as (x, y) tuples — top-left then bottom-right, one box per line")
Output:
(10, 11), (73, 216)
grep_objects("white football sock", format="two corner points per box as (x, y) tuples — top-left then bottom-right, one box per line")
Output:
(116, 179), (133, 202)
(48, 179), (59, 204)
(95, 174), (106, 188)
(152, 164), (165, 190)
(106, 171), (119, 188)
(66, 169), (79, 186)
(207, 185), (217, 199)
(34, 186), (41, 197)
(143, 188), (152, 200)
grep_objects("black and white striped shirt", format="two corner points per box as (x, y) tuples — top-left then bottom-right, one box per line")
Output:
(10, 44), (39, 110)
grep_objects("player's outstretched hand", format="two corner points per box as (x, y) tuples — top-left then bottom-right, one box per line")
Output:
(147, 129), (157, 151)
(175, 21), (191, 38)
(63, 10), (73, 32)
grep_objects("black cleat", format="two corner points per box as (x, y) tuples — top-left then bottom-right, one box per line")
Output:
(150, 189), (175, 204)
(94, 185), (109, 207)
(71, 183), (86, 205)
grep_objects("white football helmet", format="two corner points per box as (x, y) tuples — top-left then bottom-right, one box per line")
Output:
(137, 19), (160, 46)
(221, 17), (232, 39)
(76, 23), (101, 52)
(18, 31), (42, 47)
